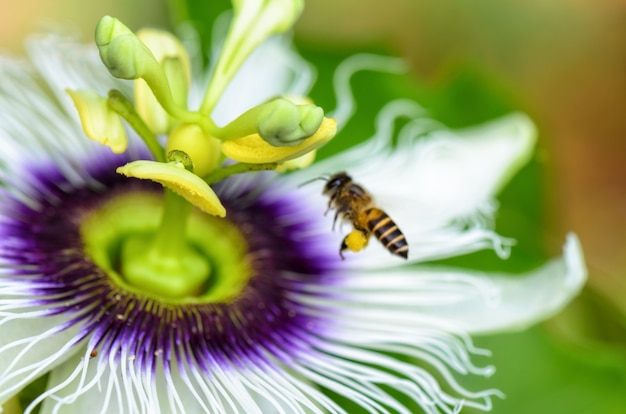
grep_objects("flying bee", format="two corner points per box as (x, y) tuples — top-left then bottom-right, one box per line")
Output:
(321, 171), (409, 260)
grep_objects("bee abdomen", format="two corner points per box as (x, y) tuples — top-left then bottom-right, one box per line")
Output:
(365, 208), (409, 259)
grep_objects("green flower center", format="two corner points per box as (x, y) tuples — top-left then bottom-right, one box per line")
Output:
(80, 192), (251, 304)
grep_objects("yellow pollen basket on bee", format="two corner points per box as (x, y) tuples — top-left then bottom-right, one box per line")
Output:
(320, 171), (409, 260)
(342, 229), (370, 253)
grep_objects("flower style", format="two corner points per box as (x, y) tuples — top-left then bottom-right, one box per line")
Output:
(0, 1), (586, 413)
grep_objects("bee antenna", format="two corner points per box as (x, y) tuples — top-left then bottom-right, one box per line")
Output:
(298, 174), (329, 188)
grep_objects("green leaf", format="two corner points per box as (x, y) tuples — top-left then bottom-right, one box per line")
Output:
(464, 324), (626, 414)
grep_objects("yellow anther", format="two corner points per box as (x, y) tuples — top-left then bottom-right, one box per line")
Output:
(67, 89), (127, 153)
(116, 160), (226, 217)
(222, 117), (336, 164)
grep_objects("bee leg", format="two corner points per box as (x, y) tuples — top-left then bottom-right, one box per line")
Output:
(332, 206), (349, 230)
(324, 202), (332, 216)
(325, 193), (339, 216)
(332, 211), (340, 230)
(339, 238), (348, 260)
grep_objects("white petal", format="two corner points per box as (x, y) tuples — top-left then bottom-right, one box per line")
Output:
(37, 348), (160, 414)
(427, 233), (587, 334)
(0, 312), (83, 405)
(285, 107), (534, 266)
(0, 53), (113, 186)
(339, 112), (537, 224)
(35, 342), (336, 414)
(37, 349), (120, 414)
(280, 236), (584, 412)
(323, 234), (585, 336)
(36, 347), (228, 414)
(25, 33), (131, 120)
(286, 337), (500, 414)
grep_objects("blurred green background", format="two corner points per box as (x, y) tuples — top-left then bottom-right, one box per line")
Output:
(2, 0), (625, 412)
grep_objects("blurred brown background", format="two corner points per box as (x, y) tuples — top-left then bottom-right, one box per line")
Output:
(0, 0), (167, 52)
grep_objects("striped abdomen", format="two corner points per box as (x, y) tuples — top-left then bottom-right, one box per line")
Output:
(364, 208), (409, 259)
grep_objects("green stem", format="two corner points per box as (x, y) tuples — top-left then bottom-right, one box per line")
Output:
(107, 89), (166, 162)
(204, 162), (278, 185)
(119, 189), (210, 299)
(150, 189), (191, 259)
(163, 102), (218, 136)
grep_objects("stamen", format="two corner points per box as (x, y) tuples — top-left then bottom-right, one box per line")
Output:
(116, 161), (226, 217)
(221, 117), (337, 164)
(95, 16), (217, 136)
(66, 89), (128, 154)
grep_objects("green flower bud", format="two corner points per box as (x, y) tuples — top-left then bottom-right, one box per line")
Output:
(217, 98), (325, 147)
(258, 101), (324, 146)
(95, 16), (158, 80)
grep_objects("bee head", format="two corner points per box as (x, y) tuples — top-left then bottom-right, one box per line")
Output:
(323, 171), (352, 196)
